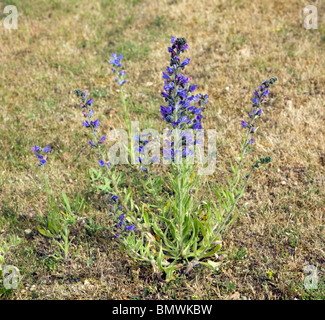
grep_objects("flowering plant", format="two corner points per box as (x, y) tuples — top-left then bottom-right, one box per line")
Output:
(74, 37), (277, 280)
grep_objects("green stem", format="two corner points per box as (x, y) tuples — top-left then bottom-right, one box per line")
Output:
(120, 87), (134, 165)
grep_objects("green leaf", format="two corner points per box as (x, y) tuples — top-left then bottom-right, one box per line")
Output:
(37, 226), (54, 238)
(206, 260), (221, 270)
(62, 191), (72, 215)
(202, 242), (222, 258)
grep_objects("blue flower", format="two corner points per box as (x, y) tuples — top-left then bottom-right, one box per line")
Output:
(193, 122), (202, 130)
(110, 53), (123, 67)
(166, 66), (174, 74)
(43, 145), (51, 153)
(162, 72), (171, 80)
(99, 160), (105, 167)
(83, 120), (90, 127)
(241, 120), (248, 128)
(38, 159), (47, 167)
(125, 224), (135, 231)
(181, 58), (190, 67)
(91, 119), (99, 129)
(189, 84), (197, 92)
(31, 145), (41, 152)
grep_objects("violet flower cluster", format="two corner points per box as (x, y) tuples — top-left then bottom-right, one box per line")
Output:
(74, 89), (109, 168)
(31, 144), (51, 167)
(241, 77), (278, 147)
(74, 89), (135, 239)
(160, 37), (208, 161)
(110, 53), (126, 87)
(115, 211), (135, 239)
(104, 195), (135, 238)
(134, 134), (149, 172)
(133, 133), (159, 172)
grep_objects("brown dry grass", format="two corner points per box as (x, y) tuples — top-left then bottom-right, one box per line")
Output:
(0, 0), (324, 300)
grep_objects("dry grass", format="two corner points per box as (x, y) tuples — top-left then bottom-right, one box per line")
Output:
(0, 0), (324, 300)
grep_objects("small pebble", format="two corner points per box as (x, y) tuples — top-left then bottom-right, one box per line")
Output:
(84, 280), (90, 286)
(24, 229), (32, 236)
(281, 181), (286, 185)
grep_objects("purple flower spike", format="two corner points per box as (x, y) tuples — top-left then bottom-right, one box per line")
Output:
(110, 53), (126, 86)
